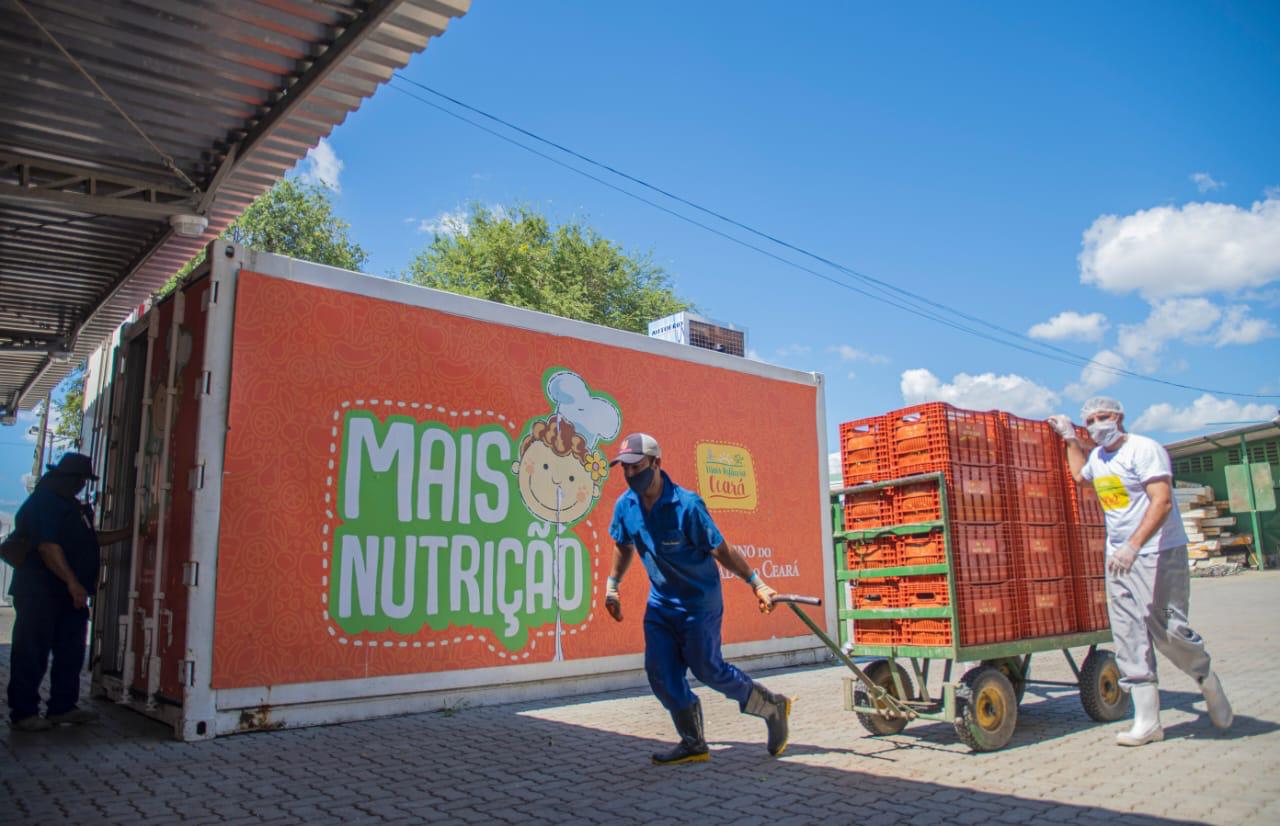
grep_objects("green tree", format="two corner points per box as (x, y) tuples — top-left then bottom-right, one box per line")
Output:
(160, 179), (367, 295)
(53, 363), (86, 449)
(403, 204), (692, 333)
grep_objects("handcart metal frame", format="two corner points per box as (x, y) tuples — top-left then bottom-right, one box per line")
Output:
(781, 472), (1130, 751)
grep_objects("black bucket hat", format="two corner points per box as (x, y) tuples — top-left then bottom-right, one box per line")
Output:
(45, 452), (98, 480)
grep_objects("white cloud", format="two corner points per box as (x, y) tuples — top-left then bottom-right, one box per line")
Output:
(1133, 395), (1279, 433)
(296, 138), (343, 191)
(1115, 298), (1221, 372)
(418, 209), (471, 237)
(1064, 349), (1126, 401)
(1028, 311), (1109, 342)
(829, 345), (889, 364)
(1079, 194), (1280, 298)
(827, 452), (840, 478)
(1191, 172), (1224, 193)
(900, 368), (1060, 418)
(418, 204), (507, 237)
(745, 349), (763, 361)
(775, 344), (812, 358)
(1215, 305), (1277, 347)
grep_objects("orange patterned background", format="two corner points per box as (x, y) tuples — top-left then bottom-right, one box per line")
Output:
(211, 270), (825, 688)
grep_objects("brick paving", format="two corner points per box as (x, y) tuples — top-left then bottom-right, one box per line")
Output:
(2, 572), (1277, 824)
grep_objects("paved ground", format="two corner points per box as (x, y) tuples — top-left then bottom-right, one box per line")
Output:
(2, 572), (1278, 825)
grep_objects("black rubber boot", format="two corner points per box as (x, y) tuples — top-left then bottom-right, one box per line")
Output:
(652, 698), (710, 765)
(744, 683), (792, 757)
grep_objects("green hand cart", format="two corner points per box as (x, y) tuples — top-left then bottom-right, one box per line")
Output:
(781, 471), (1129, 752)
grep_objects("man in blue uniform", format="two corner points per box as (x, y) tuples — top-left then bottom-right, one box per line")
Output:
(605, 432), (792, 765)
(7, 452), (130, 732)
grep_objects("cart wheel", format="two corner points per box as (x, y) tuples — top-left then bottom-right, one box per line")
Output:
(854, 660), (915, 736)
(1079, 649), (1130, 722)
(954, 666), (1018, 752)
(982, 658), (1027, 704)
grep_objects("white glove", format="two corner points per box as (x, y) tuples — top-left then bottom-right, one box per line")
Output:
(1047, 414), (1077, 441)
(1108, 539), (1139, 576)
(604, 576), (622, 621)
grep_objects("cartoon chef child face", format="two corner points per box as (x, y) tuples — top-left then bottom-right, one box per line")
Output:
(513, 416), (607, 525)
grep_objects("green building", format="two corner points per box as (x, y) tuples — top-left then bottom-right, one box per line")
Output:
(1165, 420), (1280, 567)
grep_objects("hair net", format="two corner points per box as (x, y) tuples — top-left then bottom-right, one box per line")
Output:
(1080, 396), (1124, 419)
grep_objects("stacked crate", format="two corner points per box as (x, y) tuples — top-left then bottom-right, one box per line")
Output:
(1063, 427), (1108, 631)
(840, 403), (1109, 649)
(841, 402), (1019, 647)
(1001, 413), (1074, 638)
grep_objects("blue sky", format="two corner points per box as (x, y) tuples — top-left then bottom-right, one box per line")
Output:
(5, 1), (1279, 509)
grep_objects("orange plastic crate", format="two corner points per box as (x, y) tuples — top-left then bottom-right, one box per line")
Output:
(852, 577), (899, 609)
(1020, 579), (1074, 638)
(1007, 466), (1066, 524)
(1066, 477), (1106, 526)
(1073, 576), (1109, 632)
(898, 531), (946, 566)
(1015, 523), (1070, 579)
(886, 402), (1003, 473)
(853, 619), (898, 646)
(892, 464), (1007, 524)
(894, 480), (944, 524)
(843, 489), (894, 531)
(845, 535), (900, 571)
(1000, 413), (1062, 471)
(840, 415), (892, 485)
(952, 522), (1016, 584)
(957, 581), (1020, 645)
(899, 574), (950, 606)
(1068, 525), (1107, 578)
(900, 618), (952, 646)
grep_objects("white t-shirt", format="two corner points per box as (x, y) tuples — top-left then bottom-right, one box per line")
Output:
(1080, 433), (1188, 555)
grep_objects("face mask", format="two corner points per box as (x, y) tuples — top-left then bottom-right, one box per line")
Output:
(1087, 419), (1123, 448)
(626, 466), (655, 494)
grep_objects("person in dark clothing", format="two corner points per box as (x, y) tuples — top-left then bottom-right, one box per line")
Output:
(605, 433), (792, 765)
(7, 452), (130, 732)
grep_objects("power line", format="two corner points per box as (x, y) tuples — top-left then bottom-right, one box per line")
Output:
(392, 76), (1120, 373)
(389, 76), (1279, 401)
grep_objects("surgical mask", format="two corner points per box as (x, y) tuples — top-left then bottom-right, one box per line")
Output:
(1087, 419), (1123, 448)
(626, 466), (655, 494)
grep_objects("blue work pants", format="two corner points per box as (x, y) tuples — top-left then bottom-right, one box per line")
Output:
(643, 601), (753, 713)
(6, 594), (89, 722)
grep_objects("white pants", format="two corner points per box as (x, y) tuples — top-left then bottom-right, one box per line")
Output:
(1106, 544), (1212, 689)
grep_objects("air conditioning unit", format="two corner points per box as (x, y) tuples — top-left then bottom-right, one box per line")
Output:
(648, 311), (747, 357)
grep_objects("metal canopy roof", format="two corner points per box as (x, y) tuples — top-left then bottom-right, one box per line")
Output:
(0, 0), (469, 416)
(1166, 419), (1280, 458)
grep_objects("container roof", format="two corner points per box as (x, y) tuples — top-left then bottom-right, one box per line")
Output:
(0, 0), (469, 415)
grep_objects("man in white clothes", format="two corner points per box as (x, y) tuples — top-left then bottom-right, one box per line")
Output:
(1049, 396), (1232, 746)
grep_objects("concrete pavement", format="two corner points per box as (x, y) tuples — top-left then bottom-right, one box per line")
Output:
(2, 572), (1278, 824)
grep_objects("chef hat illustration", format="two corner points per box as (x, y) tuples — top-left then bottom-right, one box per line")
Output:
(545, 370), (620, 451)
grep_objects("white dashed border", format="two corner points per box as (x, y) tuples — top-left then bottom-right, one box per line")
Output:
(322, 401), (600, 661)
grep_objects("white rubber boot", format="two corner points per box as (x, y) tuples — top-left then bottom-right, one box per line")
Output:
(1200, 671), (1233, 730)
(1116, 684), (1163, 746)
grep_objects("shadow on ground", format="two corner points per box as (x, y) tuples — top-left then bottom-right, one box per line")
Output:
(1, 645), (1213, 824)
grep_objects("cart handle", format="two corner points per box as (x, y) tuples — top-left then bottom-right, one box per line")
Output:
(771, 594), (822, 606)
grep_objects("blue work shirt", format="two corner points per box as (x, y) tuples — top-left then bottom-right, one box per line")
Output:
(609, 471), (725, 612)
(9, 487), (100, 599)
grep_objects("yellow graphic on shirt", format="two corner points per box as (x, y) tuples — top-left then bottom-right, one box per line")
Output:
(1093, 475), (1131, 511)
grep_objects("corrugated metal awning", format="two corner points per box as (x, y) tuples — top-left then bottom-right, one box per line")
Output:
(0, 0), (470, 415)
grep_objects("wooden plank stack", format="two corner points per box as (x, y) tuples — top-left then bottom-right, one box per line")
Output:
(1174, 481), (1252, 566)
